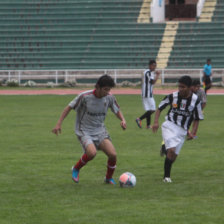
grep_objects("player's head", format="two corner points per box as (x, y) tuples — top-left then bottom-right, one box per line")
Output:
(207, 58), (211, 65)
(178, 76), (192, 97)
(149, 59), (157, 71)
(191, 79), (201, 93)
(95, 75), (115, 97)
(95, 74), (115, 88)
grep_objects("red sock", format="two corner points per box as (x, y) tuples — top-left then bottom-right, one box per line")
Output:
(74, 154), (90, 170)
(106, 159), (116, 179)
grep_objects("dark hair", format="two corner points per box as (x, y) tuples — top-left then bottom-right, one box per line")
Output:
(178, 76), (192, 87)
(192, 79), (200, 86)
(95, 74), (115, 88)
(207, 58), (211, 62)
(149, 59), (156, 65)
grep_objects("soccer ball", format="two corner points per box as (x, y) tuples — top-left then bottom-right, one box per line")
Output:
(119, 172), (136, 188)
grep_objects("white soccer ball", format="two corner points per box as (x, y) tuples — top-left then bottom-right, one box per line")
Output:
(119, 172), (136, 188)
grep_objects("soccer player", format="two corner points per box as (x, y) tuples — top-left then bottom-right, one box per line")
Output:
(52, 75), (126, 185)
(136, 59), (160, 129)
(152, 76), (204, 183)
(203, 58), (212, 94)
(191, 79), (207, 110)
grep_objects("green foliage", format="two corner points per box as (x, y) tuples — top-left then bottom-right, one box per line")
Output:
(0, 94), (223, 224)
(6, 79), (19, 87)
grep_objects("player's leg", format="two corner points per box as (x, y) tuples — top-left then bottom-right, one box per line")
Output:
(146, 110), (155, 128)
(163, 135), (185, 182)
(163, 148), (177, 182)
(136, 98), (150, 128)
(99, 138), (117, 184)
(160, 140), (167, 157)
(145, 99), (156, 129)
(204, 76), (212, 94)
(72, 137), (97, 183)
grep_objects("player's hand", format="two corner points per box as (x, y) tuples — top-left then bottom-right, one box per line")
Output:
(155, 71), (160, 77)
(120, 120), (126, 130)
(187, 131), (196, 140)
(52, 125), (61, 136)
(152, 123), (159, 133)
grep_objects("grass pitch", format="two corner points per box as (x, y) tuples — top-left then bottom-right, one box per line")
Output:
(0, 94), (223, 224)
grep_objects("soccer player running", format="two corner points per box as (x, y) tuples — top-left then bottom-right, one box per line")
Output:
(203, 58), (212, 94)
(52, 75), (126, 185)
(136, 59), (160, 129)
(152, 76), (203, 183)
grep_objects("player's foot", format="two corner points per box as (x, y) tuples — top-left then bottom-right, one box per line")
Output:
(146, 125), (151, 129)
(72, 166), (79, 183)
(104, 177), (116, 185)
(160, 143), (167, 157)
(135, 118), (142, 128)
(163, 177), (172, 183)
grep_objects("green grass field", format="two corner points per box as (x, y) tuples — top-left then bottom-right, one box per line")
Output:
(0, 94), (223, 224)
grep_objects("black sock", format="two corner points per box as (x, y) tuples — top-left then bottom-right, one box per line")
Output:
(164, 157), (173, 178)
(140, 111), (151, 121)
(146, 113), (151, 126)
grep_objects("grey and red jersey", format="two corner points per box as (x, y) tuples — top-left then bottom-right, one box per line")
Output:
(69, 89), (120, 136)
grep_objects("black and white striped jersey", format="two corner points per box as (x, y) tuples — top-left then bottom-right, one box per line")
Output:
(158, 91), (204, 130)
(142, 69), (155, 98)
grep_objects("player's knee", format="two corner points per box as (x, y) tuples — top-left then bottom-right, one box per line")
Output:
(86, 148), (97, 160)
(88, 152), (96, 160)
(108, 152), (117, 161)
(167, 148), (177, 161)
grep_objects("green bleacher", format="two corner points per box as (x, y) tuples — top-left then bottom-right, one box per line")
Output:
(0, 0), (165, 70)
(168, 22), (224, 69)
(212, 0), (224, 22)
(167, 0), (224, 69)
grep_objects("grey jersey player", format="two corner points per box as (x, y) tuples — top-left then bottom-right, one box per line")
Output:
(52, 75), (126, 185)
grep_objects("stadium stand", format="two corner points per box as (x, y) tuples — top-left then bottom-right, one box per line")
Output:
(167, 22), (224, 68)
(167, 0), (224, 69)
(0, 0), (164, 70)
(0, 0), (223, 71)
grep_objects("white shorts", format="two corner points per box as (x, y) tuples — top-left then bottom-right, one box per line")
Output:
(161, 120), (187, 155)
(142, 97), (156, 111)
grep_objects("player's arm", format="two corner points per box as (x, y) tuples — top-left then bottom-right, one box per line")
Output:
(188, 100), (203, 140)
(201, 102), (206, 110)
(52, 106), (72, 135)
(115, 110), (126, 130)
(152, 109), (161, 133)
(152, 94), (171, 133)
(187, 120), (199, 140)
(151, 71), (160, 84)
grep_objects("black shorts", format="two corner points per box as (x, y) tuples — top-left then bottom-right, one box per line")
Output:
(203, 75), (211, 85)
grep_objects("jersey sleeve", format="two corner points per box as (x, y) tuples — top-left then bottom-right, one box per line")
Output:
(68, 93), (84, 111)
(109, 95), (120, 114)
(158, 94), (172, 111)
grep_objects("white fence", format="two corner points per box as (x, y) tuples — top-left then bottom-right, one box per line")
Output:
(0, 69), (224, 86)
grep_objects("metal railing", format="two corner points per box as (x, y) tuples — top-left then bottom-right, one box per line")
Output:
(0, 69), (223, 86)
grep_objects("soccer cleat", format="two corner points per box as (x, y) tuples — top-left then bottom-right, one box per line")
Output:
(160, 143), (167, 157)
(163, 177), (172, 183)
(104, 177), (116, 185)
(72, 167), (79, 183)
(135, 118), (142, 128)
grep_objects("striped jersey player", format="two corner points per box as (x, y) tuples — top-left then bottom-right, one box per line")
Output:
(136, 59), (160, 129)
(152, 76), (203, 183)
(52, 75), (126, 185)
